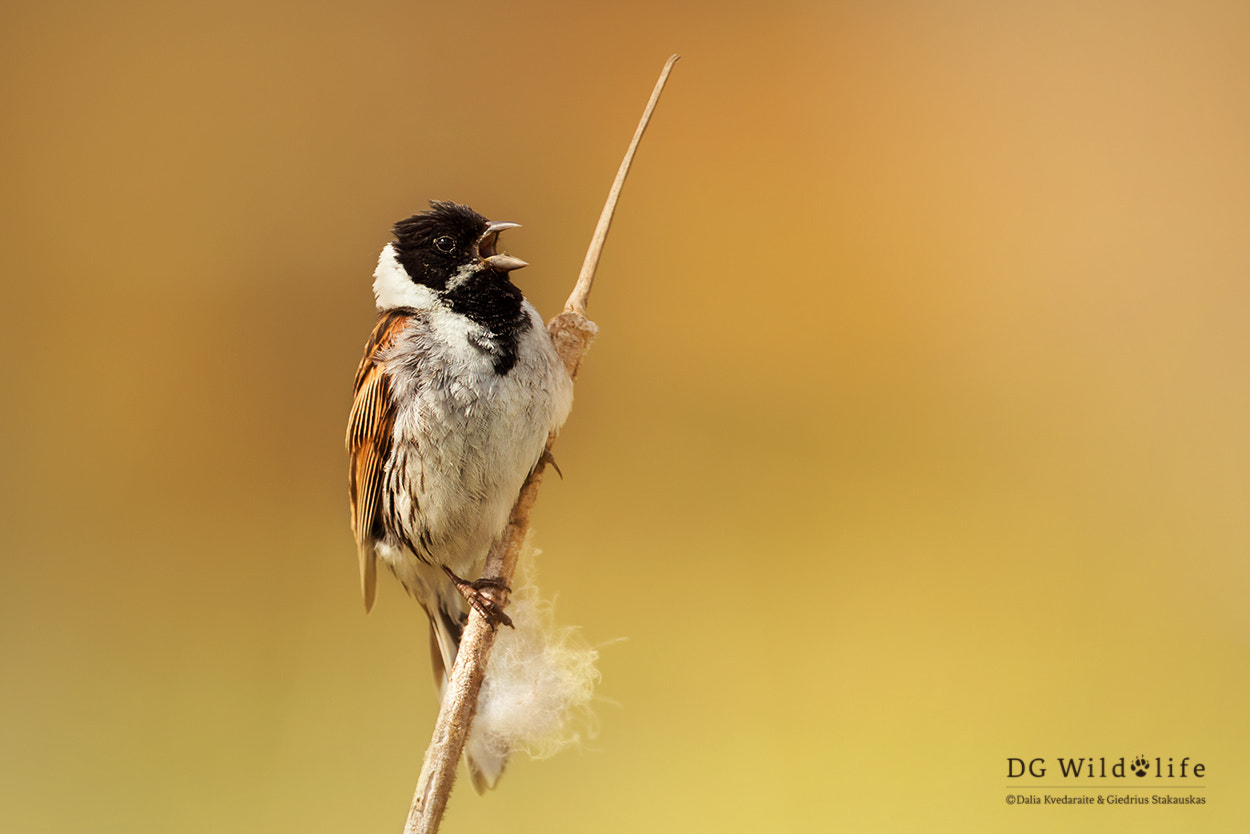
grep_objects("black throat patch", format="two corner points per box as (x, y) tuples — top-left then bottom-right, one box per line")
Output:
(443, 269), (532, 375)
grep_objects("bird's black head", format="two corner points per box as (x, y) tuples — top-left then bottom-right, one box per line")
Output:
(386, 201), (532, 373)
(391, 201), (524, 293)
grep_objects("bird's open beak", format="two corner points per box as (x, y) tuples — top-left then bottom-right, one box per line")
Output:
(479, 221), (527, 272)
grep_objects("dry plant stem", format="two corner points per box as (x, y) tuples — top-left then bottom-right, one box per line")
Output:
(402, 54), (678, 834)
(403, 464), (552, 834)
(567, 53), (680, 317)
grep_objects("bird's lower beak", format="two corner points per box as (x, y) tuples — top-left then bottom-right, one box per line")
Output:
(479, 221), (526, 272)
(484, 253), (527, 272)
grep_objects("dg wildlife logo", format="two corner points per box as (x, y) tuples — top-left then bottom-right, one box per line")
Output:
(1007, 756), (1205, 779)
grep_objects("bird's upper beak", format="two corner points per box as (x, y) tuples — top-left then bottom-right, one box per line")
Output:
(479, 221), (527, 273)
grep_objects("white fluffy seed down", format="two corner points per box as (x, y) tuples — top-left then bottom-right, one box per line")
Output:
(464, 547), (600, 786)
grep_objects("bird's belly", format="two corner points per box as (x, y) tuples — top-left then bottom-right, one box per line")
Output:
(381, 368), (549, 581)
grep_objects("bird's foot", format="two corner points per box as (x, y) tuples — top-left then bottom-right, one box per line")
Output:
(442, 566), (514, 629)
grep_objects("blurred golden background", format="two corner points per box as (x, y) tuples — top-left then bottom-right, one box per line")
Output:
(2, 1), (1247, 832)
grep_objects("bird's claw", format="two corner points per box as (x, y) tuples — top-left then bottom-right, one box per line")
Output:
(540, 448), (563, 479)
(442, 566), (514, 629)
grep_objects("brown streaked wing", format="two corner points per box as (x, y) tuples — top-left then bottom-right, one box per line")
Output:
(345, 310), (412, 611)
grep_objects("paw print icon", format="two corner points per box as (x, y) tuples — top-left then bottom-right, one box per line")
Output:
(1132, 755), (1150, 777)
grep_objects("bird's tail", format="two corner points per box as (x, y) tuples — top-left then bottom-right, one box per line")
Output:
(426, 589), (508, 793)
(424, 558), (599, 795)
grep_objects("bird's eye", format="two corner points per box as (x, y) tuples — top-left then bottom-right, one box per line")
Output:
(434, 236), (456, 254)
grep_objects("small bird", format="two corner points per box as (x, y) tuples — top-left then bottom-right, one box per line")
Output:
(346, 201), (573, 790)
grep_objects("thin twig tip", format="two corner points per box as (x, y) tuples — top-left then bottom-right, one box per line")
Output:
(565, 55), (679, 316)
